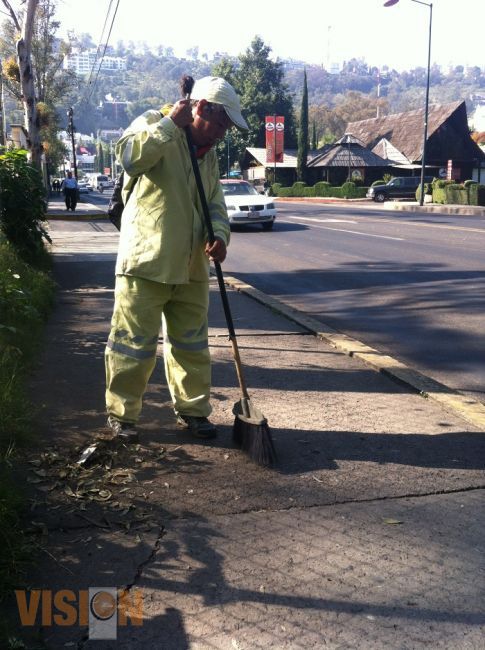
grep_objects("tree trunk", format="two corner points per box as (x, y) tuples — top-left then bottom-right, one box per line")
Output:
(18, 0), (41, 166)
(3, 0), (42, 165)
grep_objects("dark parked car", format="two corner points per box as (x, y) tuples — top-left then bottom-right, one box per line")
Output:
(366, 176), (434, 202)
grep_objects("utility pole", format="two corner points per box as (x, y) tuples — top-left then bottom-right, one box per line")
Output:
(376, 69), (381, 118)
(67, 107), (78, 179)
(0, 59), (6, 146)
(226, 131), (230, 178)
(273, 113), (277, 185)
(110, 139), (115, 178)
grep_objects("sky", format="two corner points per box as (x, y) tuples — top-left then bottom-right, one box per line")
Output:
(49, 0), (485, 71)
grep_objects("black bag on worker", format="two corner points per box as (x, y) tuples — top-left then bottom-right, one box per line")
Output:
(107, 172), (125, 231)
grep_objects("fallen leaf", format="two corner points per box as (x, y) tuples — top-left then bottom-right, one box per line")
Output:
(383, 518), (403, 525)
(36, 485), (53, 493)
(64, 485), (78, 498)
(27, 476), (43, 484)
(94, 489), (112, 501)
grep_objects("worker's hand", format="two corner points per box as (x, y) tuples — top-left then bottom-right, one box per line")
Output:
(168, 100), (194, 128)
(205, 237), (227, 263)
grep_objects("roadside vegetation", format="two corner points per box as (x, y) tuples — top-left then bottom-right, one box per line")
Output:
(0, 149), (55, 645)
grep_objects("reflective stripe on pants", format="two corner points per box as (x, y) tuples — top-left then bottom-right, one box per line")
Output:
(105, 275), (210, 422)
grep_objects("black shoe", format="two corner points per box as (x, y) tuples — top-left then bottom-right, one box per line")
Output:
(176, 415), (217, 439)
(107, 415), (139, 443)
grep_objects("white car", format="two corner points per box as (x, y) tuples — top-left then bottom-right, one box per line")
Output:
(221, 180), (276, 230)
(77, 179), (92, 194)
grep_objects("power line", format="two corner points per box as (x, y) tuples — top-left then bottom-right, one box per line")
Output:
(84, 0), (115, 93)
(86, 0), (120, 103)
(81, 0), (121, 105)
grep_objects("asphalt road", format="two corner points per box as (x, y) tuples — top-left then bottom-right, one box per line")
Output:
(79, 189), (111, 206)
(223, 202), (485, 404)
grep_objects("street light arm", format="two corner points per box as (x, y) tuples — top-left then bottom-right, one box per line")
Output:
(410, 0), (432, 8)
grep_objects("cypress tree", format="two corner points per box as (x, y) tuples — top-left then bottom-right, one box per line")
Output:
(311, 120), (318, 150)
(297, 69), (309, 182)
(96, 142), (104, 174)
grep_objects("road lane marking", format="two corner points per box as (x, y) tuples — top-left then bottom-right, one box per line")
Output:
(322, 227), (404, 241)
(284, 216), (357, 224)
(283, 211), (485, 235)
(281, 219), (404, 241)
(367, 217), (485, 235)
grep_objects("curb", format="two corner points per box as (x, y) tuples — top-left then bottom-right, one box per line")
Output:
(388, 203), (485, 216)
(48, 213), (108, 221)
(274, 197), (369, 204)
(218, 273), (485, 432)
(273, 197), (485, 215)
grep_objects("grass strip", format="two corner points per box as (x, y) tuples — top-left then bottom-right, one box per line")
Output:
(0, 239), (55, 647)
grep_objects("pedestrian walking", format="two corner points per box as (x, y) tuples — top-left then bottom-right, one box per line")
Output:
(61, 171), (78, 211)
(105, 76), (248, 442)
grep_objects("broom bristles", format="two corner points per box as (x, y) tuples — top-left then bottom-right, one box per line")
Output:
(233, 416), (277, 467)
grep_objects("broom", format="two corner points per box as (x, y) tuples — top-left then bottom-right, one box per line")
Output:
(180, 75), (277, 467)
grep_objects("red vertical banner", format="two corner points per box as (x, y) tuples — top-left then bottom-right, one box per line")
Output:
(265, 116), (284, 163)
(446, 159), (453, 180)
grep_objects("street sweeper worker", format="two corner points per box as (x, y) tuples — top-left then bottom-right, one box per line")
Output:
(105, 76), (248, 442)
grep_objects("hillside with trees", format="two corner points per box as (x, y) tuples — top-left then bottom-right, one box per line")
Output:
(1, 0), (484, 173)
(56, 44), (483, 144)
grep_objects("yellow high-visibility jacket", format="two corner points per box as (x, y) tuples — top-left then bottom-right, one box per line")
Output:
(115, 108), (230, 284)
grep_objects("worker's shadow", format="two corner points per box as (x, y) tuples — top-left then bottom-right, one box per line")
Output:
(268, 425), (485, 473)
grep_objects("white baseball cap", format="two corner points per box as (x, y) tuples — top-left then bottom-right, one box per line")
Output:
(190, 76), (248, 130)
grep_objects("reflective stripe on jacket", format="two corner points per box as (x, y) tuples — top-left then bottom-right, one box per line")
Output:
(115, 108), (230, 284)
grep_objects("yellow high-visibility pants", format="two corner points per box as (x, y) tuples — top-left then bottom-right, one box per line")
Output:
(105, 275), (211, 423)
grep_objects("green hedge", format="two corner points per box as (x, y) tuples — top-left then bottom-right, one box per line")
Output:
(467, 183), (485, 205)
(273, 181), (368, 199)
(0, 239), (55, 639)
(445, 184), (469, 205)
(428, 179), (485, 206)
(0, 150), (50, 265)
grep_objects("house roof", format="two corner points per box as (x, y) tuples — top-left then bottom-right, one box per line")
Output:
(346, 100), (464, 163)
(335, 133), (366, 146)
(308, 134), (389, 168)
(372, 138), (411, 165)
(245, 147), (320, 168)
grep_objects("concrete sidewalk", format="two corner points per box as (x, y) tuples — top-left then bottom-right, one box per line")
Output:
(47, 194), (107, 219)
(13, 213), (485, 649)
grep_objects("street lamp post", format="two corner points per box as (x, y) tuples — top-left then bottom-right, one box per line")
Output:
(384, 0), (433, 207)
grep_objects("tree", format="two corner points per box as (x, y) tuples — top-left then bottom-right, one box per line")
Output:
(96, 141), (104, 173)
(311, 120), (317, 150)
(297, 69), (308, 182)
(1, 0), (42, 165)
(1, 0), (77, 170)
(212, 37), (296, 170)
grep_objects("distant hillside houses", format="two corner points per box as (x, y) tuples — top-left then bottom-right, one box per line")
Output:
(63, 48), (127, 75)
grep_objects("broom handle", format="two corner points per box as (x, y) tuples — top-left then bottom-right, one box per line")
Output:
(184, 125), (250, 401)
